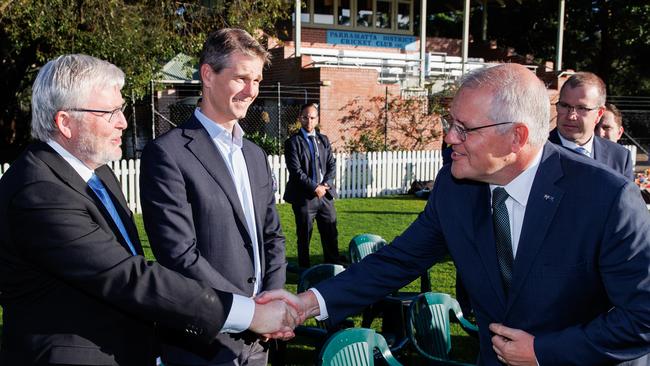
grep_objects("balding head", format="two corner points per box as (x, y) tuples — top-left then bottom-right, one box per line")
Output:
(457, 64), (550, 147)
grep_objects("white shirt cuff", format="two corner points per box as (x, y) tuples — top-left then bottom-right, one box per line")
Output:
(309, 288), (329, 321)
(220, 294), (254, 333)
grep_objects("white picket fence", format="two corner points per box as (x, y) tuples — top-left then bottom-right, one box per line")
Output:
(1, 145), (640, 213)
(0, 150), (445, 214)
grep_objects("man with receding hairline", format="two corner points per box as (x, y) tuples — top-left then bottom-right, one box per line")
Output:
(258, 63), (650, 365)
(549, 72), (633, 180)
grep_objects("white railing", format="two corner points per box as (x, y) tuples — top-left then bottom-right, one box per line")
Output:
(268, 150), (444, 205)
(0, 150), (445, 213)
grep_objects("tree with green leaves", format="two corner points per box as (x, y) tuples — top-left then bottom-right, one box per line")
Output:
(0, 0), (291, 162)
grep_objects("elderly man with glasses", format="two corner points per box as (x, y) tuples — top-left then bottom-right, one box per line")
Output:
(258, 63), (650, 366)
(0, 54), (298, 365)
(549, 72), (634, 180)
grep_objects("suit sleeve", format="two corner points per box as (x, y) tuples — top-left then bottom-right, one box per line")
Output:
(624, 149), (634, 181)
(284, 137), (318, 194)
(534, 182), (650, 364)
(321, 135), (336, 188)
(315, 173), (449, 326)
(140, 142), (243, 294)
(259, 149), (287, 291)
(8, 180), (231, 344)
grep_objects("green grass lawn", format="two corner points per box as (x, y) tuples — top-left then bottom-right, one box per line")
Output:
(0, 195), (478, 363)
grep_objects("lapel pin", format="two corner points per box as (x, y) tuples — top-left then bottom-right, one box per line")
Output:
(543, 194), (554, 202)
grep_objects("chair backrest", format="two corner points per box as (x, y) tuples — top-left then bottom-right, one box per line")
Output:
(319, 328), (403, 366)
(407, 292), (478, 364)
(348, 234), (388, 263)
(297, 263), (346, 293)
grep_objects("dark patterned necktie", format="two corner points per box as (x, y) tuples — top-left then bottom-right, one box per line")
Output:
(492, 187), (513, 293)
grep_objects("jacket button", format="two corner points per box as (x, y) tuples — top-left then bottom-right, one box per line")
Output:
(247, 277), (256, 284)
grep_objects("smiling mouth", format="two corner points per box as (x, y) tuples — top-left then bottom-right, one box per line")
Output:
(451, 151), (466, 159)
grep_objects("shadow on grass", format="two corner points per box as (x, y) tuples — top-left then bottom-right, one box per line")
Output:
(338, 210), (421, 215)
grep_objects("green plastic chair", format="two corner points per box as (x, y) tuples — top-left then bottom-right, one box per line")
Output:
(407, 292), (478, 365)
(348, 233), (387, 263)
(319, 328), (403, 366)
(297, 263), (346, 293)
(296, 264), (351, 340)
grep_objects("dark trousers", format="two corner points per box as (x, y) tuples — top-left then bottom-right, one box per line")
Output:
(165, 340), (268, 366)
(292, 197), (339, 268)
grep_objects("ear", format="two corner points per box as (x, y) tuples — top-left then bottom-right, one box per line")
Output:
(596, 106), (605, 121)
(510, 123), (529, 153)
(200, 64), (214, 87)
(54, 110), (73, 139)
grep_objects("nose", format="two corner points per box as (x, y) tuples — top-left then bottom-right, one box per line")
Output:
(445, 126), (462, 144)
(241, 81), (258, 98)
(113, 111), (127, 129)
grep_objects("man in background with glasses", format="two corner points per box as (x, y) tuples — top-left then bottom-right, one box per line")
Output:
(0, 54), (297, 365)
(549, 72), (634, 180)
(258, 63), (650, 365)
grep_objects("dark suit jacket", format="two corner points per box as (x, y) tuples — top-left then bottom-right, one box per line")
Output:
(140, 115), (286, 363)
(0, 142), (232, 366)
(283, 131), (337, 204)
(549, 128), (634, 180)
(316, 142), (650, 365)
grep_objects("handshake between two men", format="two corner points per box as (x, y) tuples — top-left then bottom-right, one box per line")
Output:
(249, 289), (319, 341)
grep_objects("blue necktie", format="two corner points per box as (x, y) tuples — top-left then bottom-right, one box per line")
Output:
(492, 187), (513, 294)
(88, 174), (137, 256)
(308, 135), (322, 183)
(574, 146), (590, 157)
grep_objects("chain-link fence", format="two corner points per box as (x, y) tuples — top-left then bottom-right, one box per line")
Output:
(148, 82), (315, 156)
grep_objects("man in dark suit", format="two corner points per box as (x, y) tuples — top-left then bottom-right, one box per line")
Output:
(259, 64), (650, 365)
(283, 103), (342, 268)
(0, 54), (297, 366)
(549, 72), (634, 180)
(140, 29), (286, 366)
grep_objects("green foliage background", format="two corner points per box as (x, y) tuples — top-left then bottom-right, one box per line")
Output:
(0, 0), (291, 161)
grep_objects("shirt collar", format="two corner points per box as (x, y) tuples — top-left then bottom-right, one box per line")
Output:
(490, 147), (544, 207)
(194, 108), (244, 148)
(46, 139), (95, 182)
(300, 128), (316, 138)
(557, 132), (594, 155)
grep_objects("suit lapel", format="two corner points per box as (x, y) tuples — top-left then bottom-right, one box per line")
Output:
(506, 143), (564, 312)
(95, 166), (144, 255)
(592, 135), (603, 162)
(242, 140), (270, 273)
(182, 117), (252, 244)
(34, 143), (143, 255)
(471, 183), (508, 309)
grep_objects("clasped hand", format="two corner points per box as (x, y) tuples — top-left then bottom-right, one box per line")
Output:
(248, 289), (317, 341)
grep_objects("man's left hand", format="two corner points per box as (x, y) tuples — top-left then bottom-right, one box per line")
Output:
(489, 323), (537, 366)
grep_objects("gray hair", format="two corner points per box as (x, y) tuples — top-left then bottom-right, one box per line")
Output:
(31, 54), (125, 142)
(458, 64), (550, 147)
(199, 28), (270, 80)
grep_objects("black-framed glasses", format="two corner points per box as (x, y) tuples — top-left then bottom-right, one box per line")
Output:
(67, 104), (127, 124)
(555, 101), (599, 116)
(450, 121), (514, 142)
